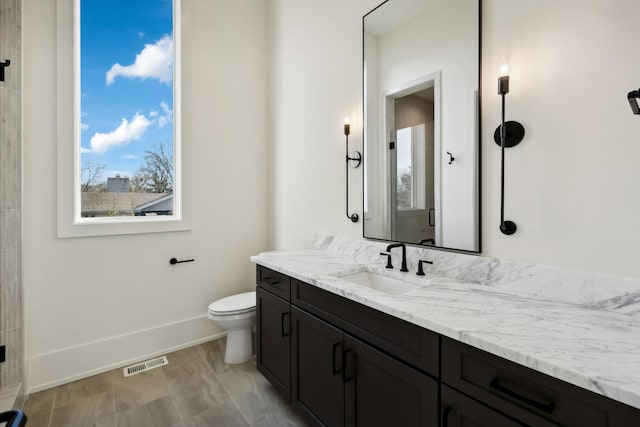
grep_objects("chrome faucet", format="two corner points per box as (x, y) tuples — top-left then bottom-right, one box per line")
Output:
(386, 243), (408, 272)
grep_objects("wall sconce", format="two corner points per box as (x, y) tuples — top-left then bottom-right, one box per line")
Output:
(344, 117), (361, 223)
(494, 56), (525, 235)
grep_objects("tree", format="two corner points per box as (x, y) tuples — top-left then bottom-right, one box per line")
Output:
(81, 161), (106, 192)
(133, 143), (173, 193)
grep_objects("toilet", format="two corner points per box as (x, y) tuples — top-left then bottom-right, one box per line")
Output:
(207, 291), (256, 364)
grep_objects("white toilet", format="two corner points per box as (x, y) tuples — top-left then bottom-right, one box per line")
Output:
(207, 291), (256, 364)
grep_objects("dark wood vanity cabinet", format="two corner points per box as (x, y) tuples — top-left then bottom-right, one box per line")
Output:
(256, 265), (640, 427)
(291, 306), (438, 427)
(257, 266), (439, 427)
(441, 338), (640, 427)
(256, 282), (291, 401)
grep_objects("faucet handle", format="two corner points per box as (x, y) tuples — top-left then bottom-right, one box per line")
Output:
(379, 252), (393, 269)
(417, 259), (433, 276)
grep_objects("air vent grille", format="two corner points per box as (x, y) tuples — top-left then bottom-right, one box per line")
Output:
(123, 356), (168, 377)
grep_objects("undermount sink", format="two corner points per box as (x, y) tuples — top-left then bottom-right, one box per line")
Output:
(338, 271), (418, 295)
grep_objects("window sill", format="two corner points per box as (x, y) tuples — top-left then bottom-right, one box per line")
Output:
(57, 216), (191, 239)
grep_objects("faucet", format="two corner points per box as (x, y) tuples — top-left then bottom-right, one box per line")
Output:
(379, 252), (393, 269)
(386, 243), (408, 272)
(416, 259), (433, 276)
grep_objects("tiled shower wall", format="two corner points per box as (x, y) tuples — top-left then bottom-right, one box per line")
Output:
(0, 0), (23, 391)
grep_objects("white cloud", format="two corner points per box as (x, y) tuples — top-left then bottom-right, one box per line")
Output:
(149, 110), (159, 118)
(120, 154), (137, 160)
(80, 147), (91, 154)
(138, 32), (145, 39)
(88, 113), (151, 154)
(106, 34), (173, 85)
(81, 123), (89, 131)
(157, 101), (173, 128)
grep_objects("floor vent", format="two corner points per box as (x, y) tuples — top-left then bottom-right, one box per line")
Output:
(123, 356), (168, 377)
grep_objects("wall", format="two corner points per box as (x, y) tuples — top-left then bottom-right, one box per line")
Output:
(23, 0), (269, 392)
(269, 0), (381, 249)
(0, 0), (23, 396)
(269, 0), (640, 278)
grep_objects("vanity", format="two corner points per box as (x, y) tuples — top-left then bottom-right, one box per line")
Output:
(251, 241), (640, 427)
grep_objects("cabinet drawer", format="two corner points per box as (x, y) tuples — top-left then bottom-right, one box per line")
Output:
(441, 384), (533, 427)
(442, 338), (640, 427)
(292, 278), (439, 377)
(256, 265), (290, 301)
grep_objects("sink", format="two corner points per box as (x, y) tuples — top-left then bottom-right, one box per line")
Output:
(338, 271), (417, 295)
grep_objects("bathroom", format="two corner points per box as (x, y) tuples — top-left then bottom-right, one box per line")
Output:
(1, 0), (640, 425)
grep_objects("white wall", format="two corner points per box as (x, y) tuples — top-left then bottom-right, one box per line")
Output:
(268, 0), (382, 249)
(270, 0), (640, 278)
(23, 0), (269, 391)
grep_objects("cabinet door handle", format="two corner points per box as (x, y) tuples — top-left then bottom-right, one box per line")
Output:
(428, 208), (435, 227)
(342, 348), (354, 383)
(263, 277), (280, 288)
(332, 342), (343, 375)
(280, 312), (290, 337)
(490, 377), (556, 414)
(441, 406), (452, 427)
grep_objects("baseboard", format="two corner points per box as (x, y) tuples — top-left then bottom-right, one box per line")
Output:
(26, 315), (223, 394)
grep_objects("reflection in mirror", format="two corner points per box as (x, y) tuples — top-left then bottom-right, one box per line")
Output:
(363, 0), (480, 252)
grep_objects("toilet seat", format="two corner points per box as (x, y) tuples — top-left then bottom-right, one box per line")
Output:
(208, 291), (256, 316)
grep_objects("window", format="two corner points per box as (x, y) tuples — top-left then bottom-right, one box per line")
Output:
(79, 0), (179, 219)
(56, 0), (186, 237)
(396, 124), (426, 210)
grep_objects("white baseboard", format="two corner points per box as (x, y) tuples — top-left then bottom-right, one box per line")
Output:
(26, 315), (223, 394)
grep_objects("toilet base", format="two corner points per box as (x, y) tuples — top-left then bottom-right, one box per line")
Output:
(225, 329), (253, 364)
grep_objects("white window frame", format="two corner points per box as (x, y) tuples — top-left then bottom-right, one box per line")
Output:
(56, 0), (188, 238)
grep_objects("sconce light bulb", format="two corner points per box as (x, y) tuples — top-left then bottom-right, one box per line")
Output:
(498, 55), (510, 95)
(499, 54), (509, 77)
(344, 117), (351, 136)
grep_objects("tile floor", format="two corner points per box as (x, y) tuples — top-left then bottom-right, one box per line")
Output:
(21, 338), (312, 427)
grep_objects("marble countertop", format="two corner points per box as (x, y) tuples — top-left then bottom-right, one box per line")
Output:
(251, 248), (640, 411)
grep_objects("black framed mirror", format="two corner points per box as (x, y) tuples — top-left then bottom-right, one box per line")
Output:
(363, 0), (481, 253)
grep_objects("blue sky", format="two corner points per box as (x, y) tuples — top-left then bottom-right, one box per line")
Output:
(80, 0), (174, 181)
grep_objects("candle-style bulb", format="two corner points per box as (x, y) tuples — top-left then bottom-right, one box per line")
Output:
(344, 117), (351, 136)
(498, 55), (510, 95)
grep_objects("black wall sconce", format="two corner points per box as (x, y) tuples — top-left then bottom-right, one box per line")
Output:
(344, 117), (361, 223)
(494, 56), (525, 235)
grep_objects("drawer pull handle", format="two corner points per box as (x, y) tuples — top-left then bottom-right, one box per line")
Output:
(332, 342), (343, 375)
(280, 312), (290, 337)
(263, 277), (280, 287)
(490, 378), (556, 414)
(441, 406), (452, 427)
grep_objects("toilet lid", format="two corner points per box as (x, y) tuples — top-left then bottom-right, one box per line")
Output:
(208, 291), (256, 315)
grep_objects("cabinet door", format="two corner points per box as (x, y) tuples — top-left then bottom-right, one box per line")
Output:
(256, 287), (291, 401)
(344, 334), (438, 427)
(291, 306), (345, 427)
(441, 385), (529, 427)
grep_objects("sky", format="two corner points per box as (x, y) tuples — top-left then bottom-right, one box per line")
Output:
(80, 0), (174, 181)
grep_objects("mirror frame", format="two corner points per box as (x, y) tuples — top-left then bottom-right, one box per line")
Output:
(362, 0), (482, 254)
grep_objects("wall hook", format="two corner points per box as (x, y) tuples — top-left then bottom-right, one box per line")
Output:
(628, 89), (640, 115)
(446, 151), (455, 165)
(0, 60), (11, 82)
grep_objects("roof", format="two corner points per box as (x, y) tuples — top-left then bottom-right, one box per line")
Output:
(81, 192), (168, 215)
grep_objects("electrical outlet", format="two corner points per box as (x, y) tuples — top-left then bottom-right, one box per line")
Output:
(0, 345), (5, 363)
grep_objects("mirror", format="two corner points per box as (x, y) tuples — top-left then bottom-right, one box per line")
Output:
(363, 0), (481, 252)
